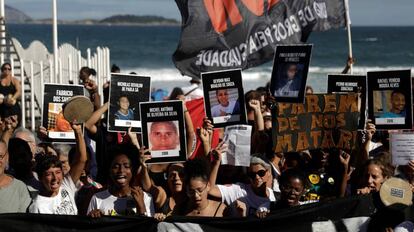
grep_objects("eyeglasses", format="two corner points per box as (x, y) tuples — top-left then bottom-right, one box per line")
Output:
(0, 152), (7, 160)
(248, 169), (267, 179)
(186, 184), (208, 197)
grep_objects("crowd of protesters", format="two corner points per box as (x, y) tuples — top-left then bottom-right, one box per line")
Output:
(0, 61), (413, 231)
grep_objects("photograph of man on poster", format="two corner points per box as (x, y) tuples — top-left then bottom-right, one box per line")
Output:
(114, 95), (135, 121)
(148, 121), (180, 151)
(373, 90), (407, 125)
(274, 63), (303, 97)
(381, 90), (406, 118)
(210, 88), (240, 117)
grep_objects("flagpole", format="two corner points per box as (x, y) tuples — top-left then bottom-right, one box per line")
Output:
(52, 0), (59, 81)
(344, 0), (353, 74)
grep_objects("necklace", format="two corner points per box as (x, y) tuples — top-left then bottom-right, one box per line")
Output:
(195, 200), (210, 214)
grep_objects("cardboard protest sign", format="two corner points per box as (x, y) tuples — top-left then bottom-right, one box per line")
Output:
(272, 94), (360, 153)
(328, 74), (367, 129)
(202, 69), (247, 127)
(390, 133), (414, 166)
(140, 100), (186, 164)
(42, 84), (84, 143)
(221, 125), (252, 167)
(367, 70), (412, 130)
(108, 73), (151, 133)
(270, 44), (312, 103)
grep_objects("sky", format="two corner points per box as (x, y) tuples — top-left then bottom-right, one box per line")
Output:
(6, 0), (414, 26)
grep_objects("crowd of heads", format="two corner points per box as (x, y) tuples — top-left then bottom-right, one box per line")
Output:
(0, 64), (412, 231)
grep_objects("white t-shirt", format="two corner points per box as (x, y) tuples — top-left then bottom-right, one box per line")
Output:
(29, 175), (78, 215)
(270, 162), (281, 193)
(218, 182), (276, 216)
(211, 100), (237, 117)
(87, 189), (155, 216)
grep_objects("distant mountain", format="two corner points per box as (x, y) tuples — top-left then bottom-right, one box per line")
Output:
(4, 5), (178, 26)
(99, 15), (179, 25)
(5, 5), (32, 23)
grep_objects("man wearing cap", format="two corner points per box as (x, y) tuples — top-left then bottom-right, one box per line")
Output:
(209, 153), (277, 217)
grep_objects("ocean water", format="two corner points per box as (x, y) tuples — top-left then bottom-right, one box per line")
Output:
(7, 24), (414, 93)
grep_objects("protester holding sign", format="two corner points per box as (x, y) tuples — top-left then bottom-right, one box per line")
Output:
(29, 122), (87, 215)
(87, 149), (154, 217)
(209, 151), (276, 217)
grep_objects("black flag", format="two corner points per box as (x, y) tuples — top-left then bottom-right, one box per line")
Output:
(173, 0), (346, 78)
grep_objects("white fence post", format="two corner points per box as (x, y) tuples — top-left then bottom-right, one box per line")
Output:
(20, 59), (25, 128)
(87, 48), (91, 68)
(68, 54), (72, 83)
(58, 58), (62, 84)
(49, 59), (53, 83)
(30, 61), (35, 131)
(10, 58), (14, 76)
(40, 61), (44, 114)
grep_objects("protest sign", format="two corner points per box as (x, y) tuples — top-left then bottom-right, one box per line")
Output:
(42, 84), (84, 142)
(390, 132), (414, 166)
(140, 100), (186, 164)
(202, 69), (247, 127)
(270, 44), (312, 103)
(221, 125), (252, 167)
(272, 94), (360, 153)
(108, 73), (151, 133)
(328, 74), (367, 129)
(367, 70), (412, 130)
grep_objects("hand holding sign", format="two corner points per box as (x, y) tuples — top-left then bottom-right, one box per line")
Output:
(139, 146), (151, 167)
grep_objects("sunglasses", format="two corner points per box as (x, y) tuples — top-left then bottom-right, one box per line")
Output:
(248, 169), (267, 179)
(2, 68), (11, 71)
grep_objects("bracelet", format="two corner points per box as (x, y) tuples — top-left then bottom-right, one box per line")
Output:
(184, 109), (189, 113)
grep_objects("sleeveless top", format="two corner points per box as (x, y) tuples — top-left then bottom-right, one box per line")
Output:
(0, 80), (20, 117)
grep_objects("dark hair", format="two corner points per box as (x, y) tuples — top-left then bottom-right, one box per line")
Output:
(8, 138), (33, 180)
(305, 86), (314, 94)
(118, 95), (129, 102)
(79, 67), (96, 77)
(111, 64), (120, 73)
(1, 62), (11, 71)
(108, 145), (139, 173)
(184, 158), (211, 183)
(190, 78), (201, 84)
(35, 154), (63, 179)
(363, 158), (394, 180)
(279, 168), (308, 190)
(169, 87), (184, 100)
(391, 90), (404, 98)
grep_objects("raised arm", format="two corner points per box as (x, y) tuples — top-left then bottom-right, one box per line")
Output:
(339, 150), (351, 197)
(208, 142), (227, 199)
(84, 102), (109, 135)
(183, 103), (195, 156)
(1, 115), (18, 144)
(69, 122), (88, 183)
(249, 100), (264, 132)
(84, 79), (101, 110)
(136, 146), (167, 210)
(198, 118), (214, 156)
